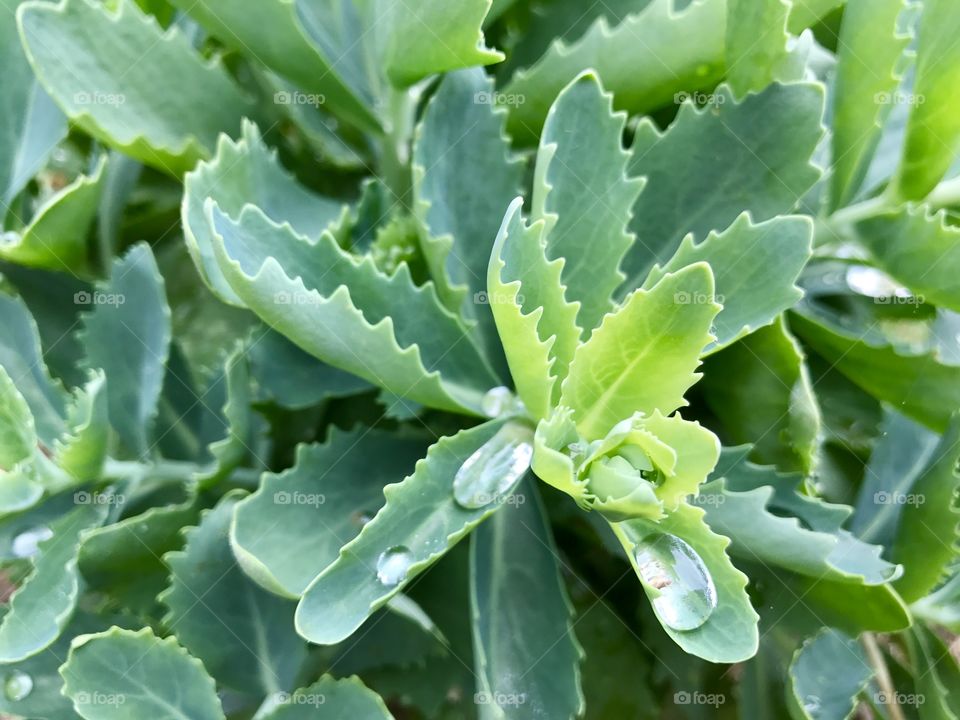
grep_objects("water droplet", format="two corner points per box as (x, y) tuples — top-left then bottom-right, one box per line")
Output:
(481, 386), (514, 418)
(4, 670), (33, 702)
(11, 526), (53, 558)
(453, 423), (533, 509)
(803, 694), (821, 714)
(376, 546), (413, 587)
(634, 533), (717, 631)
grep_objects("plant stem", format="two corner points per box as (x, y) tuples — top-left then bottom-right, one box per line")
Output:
(102, 458), (200, 482)
(378, 86), (417, 207)
(862, 633), (905, 720)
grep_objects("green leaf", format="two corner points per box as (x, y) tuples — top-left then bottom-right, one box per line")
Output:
(376, 0), (502, 87)
(295, 419), (519, 645)
(248, 327), (370, 409)
(891, 0), (960, 200)
(0, 499), (107, 662)
(470, 479), (584, 720)
(787, 629), (872, 720)
(701, 318), (821, 473)
(913, 572), (960, 631)
(231, 428), (426, 597)
(0, 0), (66, 205)
(195, 347), (254, 486)
(18, 0), (254, 175)
(0, 363), (43, 513)
(161, 491), (306, 695)
(183, 120), (346, 307)
(261, 675), (393, 719)
(54, 370), (109, 481)
(725, 0), (791, 96)
(700, 448), (899, 584)
(611, 502), (759, 663)
(531, 71), (643, 333)
(560, 263), (719, 439)
(167, 0), (379, 132)
(892, 413), (960, 602)
(487, 198), (580, 420)
(0, 291), (66, 446)
(787, 0), (844, 33)
(830, 0), (913, 209)
(644, 213), (812, 352)
(79, 243), (170, 456)
(207, 202), (496, 415)
(79, 483), (199, 615)
(0, 155), (107, 275)
(857, 207), (960, 313)
(791, 301), (960, 433)
(413, 68), (524, 376)
(60, 626), (225, 720)
(906, 623), (960, 719)
(503, 0), (727, 142)
(621, 83), (825, 289)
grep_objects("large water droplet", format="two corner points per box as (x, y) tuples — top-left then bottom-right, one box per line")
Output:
(11, 526), (53, 559)
(481, 386), (514, 418)
(453, 422), (533, 509)
(634, 533), (717, 631)
(376, 546), (413, 587)
(4, 670), (33, 702)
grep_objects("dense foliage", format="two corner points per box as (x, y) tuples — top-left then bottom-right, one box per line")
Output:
(0, 0), (959, 718)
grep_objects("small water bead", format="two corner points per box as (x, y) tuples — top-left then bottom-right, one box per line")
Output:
(480, 386), (515, 418)
(11, 526), (53, 559)
(633, 533), (717, 631)
(4, 670), (33, 702)
(453, 423), (534, 509)
(376, 546), (413, 587)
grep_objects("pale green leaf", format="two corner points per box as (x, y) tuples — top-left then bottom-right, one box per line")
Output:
(195, 347), (254, 486)
(376, 0), (503, 87)
(892, 413), (960, 602)
(725, 0), (791, 96)
(79, 243), (171, 456)
(60, 627), (225, 720)
(787, 0), (844, 33)
(906, 623), (960, 719)
(0, 363), (37, 471)
(167, 0), (379, 132)
(0, 155), (106, 275)
(261, 675), (393, 719)
(858, 206), (960, 313)
(18, 0), (254, 175)
(161, 492), (306, 695)
(0, 500), (106, 662)
(487, 198), (580, 420)
(645, 213), (811, 352)
(622, 83), (825, 290)
(787, 629), (872, 720)
(470, 479), (584, 720)
(207, 202), (496, 414)
(891, 0), (960, 200)
(504, 0), (727, 142)
(611, 503), (759, 663)
(639, 411), (720, 511)
(561, 263), (719, 439)
(54, 370), (109, 481)
(231, 428), (426, 597)
(295, 419), (519, 645)
(912, 572), (960, 631)
(531, 71), (643, 333)
(182, 120), (346, 306)
(830, 0), (913, 209)
(413, 68), (524, 376)
(702, 317), (821, 473)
